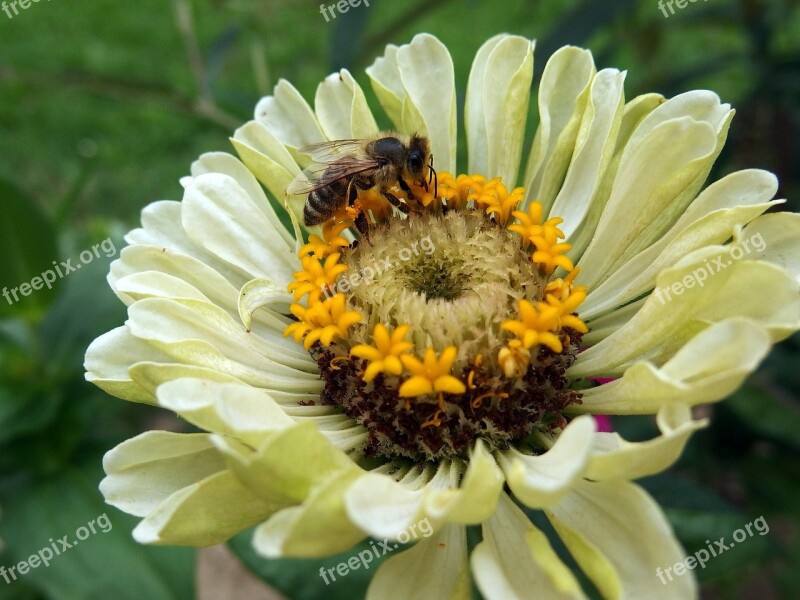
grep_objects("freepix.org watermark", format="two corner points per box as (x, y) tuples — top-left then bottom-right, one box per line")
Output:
(658, 0), (709, 19)
(656, 516), (769, 585)
(654, 232), (765, 305)
(318, 518), (433, 585)
(1, 513), (112, 584)
(319, 0), (369, 22)
(322, 235), (435, 300)
(2, 238), (117, 306)
(1, 0), (52, 20)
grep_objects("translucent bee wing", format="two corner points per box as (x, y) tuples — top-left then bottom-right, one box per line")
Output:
(286, 156), (383, 196)
(298, 139), (366, 164)
(286, 163), (331, 196)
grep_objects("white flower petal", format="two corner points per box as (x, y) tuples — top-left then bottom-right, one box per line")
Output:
(366, 524), (470, 600)
(212, 421), (356, 504)
(577, 117), (719, 289)
(466, 34), (535, 185)
(84, 326), (168, 404)
(523, 46), (596, 212)
(624, 90), (731, 157)
(190, 152), (293, 246)
(498, 415), (595, 508)
(252, 469), (364, 557)
(182, 173), (297, 283)
(583, 297), (646, 345)
(472, 493), (585, 600)
(573, 319), (772, 413)
(396, 34), (457, 174)
(133, 469), (280, 547)
(126, 298), (321, 387)
(125, 201), (247, 288)
(581, 169), (782, 320)
(572, 246), (800, 377)
(366, 44), (404, 128)
(566, 92), (665, 258)
(739, 212), (800, 285)
(110, 245), (241, 312)
(550, 68), (626, 242)
(345, 472), (426, 540)
(547, 480), (697, 600)
(424, 440), (505, 523)
(101, 431), (225, 518)
(346, 442), (503, 540)
(237, 277), (293, 332)
(124, 201), (196, 256)
(129, 361), (245, 395)
(254, 79), (325, 160)
(115, 271), (210, 304)
(230, 119), (305, 228)
(315, 69), (380, 140)
(584, 404), (707, 479)
(156, 378), (295, 446)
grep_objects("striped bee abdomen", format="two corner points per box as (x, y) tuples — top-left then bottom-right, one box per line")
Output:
(304, 177), (349, 226)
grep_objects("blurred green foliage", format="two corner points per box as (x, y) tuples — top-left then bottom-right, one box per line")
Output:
(0, 0), (798, 598)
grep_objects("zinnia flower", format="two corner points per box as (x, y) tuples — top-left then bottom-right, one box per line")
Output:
(86, 33), (800, 599)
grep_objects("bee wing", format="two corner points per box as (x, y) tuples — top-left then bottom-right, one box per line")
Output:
(286, 155), (383, 196)
(298, 139), (366, 164)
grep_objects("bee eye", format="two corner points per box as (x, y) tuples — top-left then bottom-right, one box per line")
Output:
(408, 155), (423, 172)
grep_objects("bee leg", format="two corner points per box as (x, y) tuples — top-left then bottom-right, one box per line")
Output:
(397, 178), (417, 201)
(354, 210), (370, 242)
(347, 179), (358, 205)
(380, 190), (411, 215)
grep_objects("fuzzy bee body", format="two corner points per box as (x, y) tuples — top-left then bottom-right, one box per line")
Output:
(287, 134), (436, 233)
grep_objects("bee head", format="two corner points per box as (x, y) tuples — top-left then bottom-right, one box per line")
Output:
(406, 135), (430, 179)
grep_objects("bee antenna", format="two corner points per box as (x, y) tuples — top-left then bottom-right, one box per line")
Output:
(428, 154), (438, 198)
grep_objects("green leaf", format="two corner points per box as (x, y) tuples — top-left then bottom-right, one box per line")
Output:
(0, 180), (60, 321)
(329, 3), (370, 70)
(664, 509), (774, 581)
(723, 382), (800, 450)
(229, 530), (392, 600)
(38, 235), (126, 375)
(0, 460), (194, 600)
(641, 475), (775, 582)
(0, 387), (61, 446)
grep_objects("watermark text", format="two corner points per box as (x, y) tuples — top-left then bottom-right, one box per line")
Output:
(1, 513), (112, 584)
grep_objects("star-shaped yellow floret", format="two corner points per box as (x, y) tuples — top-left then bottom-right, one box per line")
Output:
(472, 178), (525, 226)
(509, 202), (574, 274)
(398, 346), (466, 397)
(543, 287), (589, 334)
(283, 294), (361, 349)
(299, 230), (349, 260)
(501, 299), (564, 353)
(437, 172), (486, 210)
(321, 214), (355, 242)
(350, 323), (413, 382)
(287, 252), (348, 303)
(404, 179), (440, 210)
(532, 243), (574, 274)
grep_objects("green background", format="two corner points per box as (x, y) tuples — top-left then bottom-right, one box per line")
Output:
(0, 0), (798, 598)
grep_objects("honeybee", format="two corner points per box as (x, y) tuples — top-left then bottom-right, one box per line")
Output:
(287, 133), (436, 235)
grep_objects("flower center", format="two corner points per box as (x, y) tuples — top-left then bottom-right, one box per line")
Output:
(284, 173), (589, 461)
(407, 258), (464, 301)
